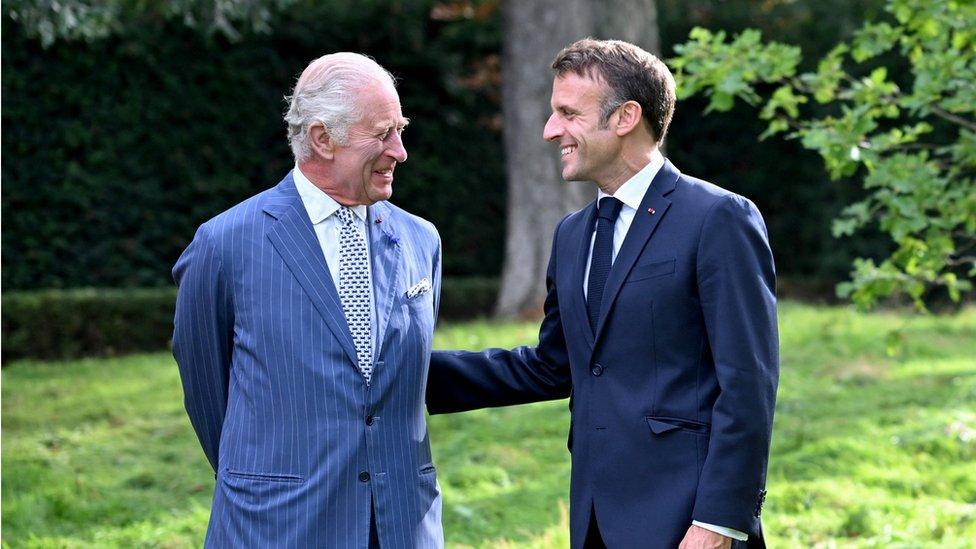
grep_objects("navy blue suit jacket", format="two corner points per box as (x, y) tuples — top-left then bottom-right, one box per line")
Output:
(173, 172), (444, 548)
(428, 160), (778, 548)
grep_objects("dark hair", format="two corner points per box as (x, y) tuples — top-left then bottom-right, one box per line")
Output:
(552, 38), (676, 143)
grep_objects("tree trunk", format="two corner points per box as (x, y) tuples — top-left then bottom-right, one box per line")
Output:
(596, 0), (660, 54)
(494, 0), (661, 318)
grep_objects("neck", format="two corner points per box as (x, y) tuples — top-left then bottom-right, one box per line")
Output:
(297, 160), (360, 207)
(595, 144), (658, 195)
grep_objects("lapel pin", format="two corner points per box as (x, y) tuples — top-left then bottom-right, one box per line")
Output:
(375, 217), (382, 224)
(647, 207), (656, 215)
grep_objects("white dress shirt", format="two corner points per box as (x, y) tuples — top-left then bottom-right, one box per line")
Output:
(294, 166), (377, 356)
(581, 150), (748, 542)
(582, 148), (665, 296)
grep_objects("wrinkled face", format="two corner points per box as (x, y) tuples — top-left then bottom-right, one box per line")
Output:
(543, 73), (621, 185)
(332, 80), (409, 205)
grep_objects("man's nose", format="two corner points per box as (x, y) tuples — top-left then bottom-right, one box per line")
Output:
(543, 114), (561, 141)
(388, 132), (408, 163)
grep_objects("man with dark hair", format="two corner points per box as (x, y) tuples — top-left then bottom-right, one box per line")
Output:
(428, 38), (778, 548)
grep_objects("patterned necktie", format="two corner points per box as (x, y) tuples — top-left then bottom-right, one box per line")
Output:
(335, 206), (374, 384)
(587, 197), (623, 332)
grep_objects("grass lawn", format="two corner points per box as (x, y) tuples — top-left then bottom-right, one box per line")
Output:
(2, 302), (975, 547)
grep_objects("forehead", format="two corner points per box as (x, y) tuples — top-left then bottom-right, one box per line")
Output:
(355, 80), (405, 126)
(551, 72), (607, 109)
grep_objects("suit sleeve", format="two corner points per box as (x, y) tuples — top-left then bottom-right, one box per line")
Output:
(172, 223), (234, 472)
(426, 218), (572, 414)
(692, 195), (779, 536)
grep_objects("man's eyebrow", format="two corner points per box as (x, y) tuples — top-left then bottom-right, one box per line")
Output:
(374, 118), (410, 132)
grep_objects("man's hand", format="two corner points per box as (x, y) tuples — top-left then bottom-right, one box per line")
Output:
(678, 525), (733, 549)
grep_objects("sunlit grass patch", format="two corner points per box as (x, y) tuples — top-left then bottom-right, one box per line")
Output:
(2, 302), (974, 546)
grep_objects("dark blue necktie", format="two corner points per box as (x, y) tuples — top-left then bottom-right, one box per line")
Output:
(587, 197), (623, 332)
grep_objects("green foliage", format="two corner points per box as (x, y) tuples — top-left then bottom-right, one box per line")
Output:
(0, 279), (501, 360)
(673, 27), (802, 113)
(438, 276), (499, 320)
(659, 0), (893, 285)
(671, 0), (976, 310)
(3, 0), (908, 294)
(1, 1), (506, 290)
(3, 0), (300, 47)
(1, 288), (178, 361)
(3, 303), (976, 545)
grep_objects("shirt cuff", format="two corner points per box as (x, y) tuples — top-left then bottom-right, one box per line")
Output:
(692, 520), (748, 541)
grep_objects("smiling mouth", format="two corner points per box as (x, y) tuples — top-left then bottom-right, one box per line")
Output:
(560, 145), (577, 157)
(374, 168), (394, 177)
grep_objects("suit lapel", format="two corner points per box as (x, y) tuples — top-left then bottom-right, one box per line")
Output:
(264, 176), (359, 366)
(594, 160), (680, 342)
(367, 202), (401, 358)
(568, 202), (598, 350)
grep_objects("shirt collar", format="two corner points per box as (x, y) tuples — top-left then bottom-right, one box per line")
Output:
(597, 148), (665, 211)
(293, 165), (368, 224)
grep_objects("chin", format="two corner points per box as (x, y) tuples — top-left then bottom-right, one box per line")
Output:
(371, 186), (393, 203)
(561, 163), (587, 182)
(562, 170), (586, 182)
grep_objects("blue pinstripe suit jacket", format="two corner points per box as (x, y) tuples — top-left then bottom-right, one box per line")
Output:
(173, 171), (444, 548)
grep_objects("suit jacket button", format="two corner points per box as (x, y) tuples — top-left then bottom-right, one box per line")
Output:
(591, 364), (604, 376)
(365, 415), (374, 426)
(359, 471), (370, 482)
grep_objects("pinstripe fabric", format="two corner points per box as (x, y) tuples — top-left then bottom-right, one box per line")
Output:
(173, 171), (444, 548)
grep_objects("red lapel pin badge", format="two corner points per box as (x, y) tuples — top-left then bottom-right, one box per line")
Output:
(647, 207), (656, 215)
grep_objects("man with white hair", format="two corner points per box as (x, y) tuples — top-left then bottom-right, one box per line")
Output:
(173, 52), (444, 548)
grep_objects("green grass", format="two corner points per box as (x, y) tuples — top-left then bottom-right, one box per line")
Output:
(2, 302), (975, 547)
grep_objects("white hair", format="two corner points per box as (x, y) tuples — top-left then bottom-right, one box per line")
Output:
(284, 52), (397, 163)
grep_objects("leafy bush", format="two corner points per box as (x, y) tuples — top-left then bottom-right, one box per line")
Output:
(1, 288), (177, 361)
(1, 278), (499, 361)
(1, 2), (505, 290)
(439, 277), (499, 320)
(670, 0), (975, 309)
(3, 0), (906, 296)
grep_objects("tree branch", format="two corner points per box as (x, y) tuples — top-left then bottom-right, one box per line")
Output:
(947, 255), (976, 266)
(868, 142), (940, 152)
(931, 105), (976, 132)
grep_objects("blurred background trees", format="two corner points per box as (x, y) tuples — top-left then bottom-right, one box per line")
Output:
(5, 0), (967, 318)
(3, 0), (507, 290)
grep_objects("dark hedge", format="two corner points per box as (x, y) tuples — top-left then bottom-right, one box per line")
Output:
(2, 277), (875, 361)
(1, 288), (178, 361)
(2, 0), (889, 293)
(1, 279), (499, 362)
(1, 3), (505, 290)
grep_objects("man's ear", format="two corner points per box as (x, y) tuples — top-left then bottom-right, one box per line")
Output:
(614, 101), (644, 137)
(309, 122), (336, 160)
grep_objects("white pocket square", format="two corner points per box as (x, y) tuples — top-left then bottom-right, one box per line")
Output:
(405, 278), (431, 299)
